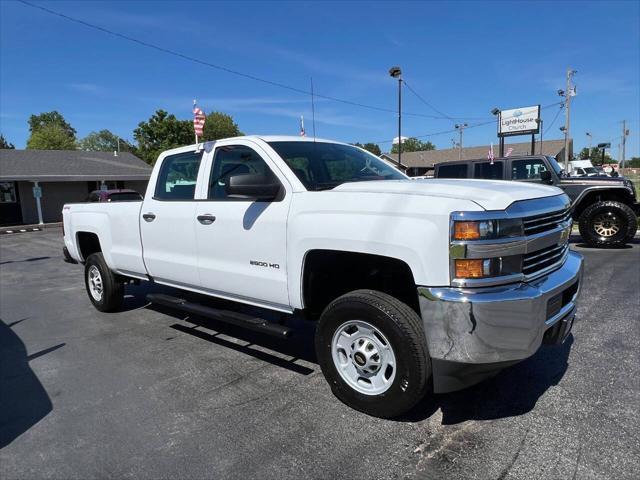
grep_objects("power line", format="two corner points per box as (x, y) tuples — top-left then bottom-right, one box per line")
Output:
(402, 80), (454, 120)
(17, 0), (473, 121)
(375, 102), (563, 146)
(543, 104), (564, 135)
(402, 80), (492, 121)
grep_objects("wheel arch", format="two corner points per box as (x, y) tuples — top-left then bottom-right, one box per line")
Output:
(299, 249), (420, 318)
(76, 231), (102, 262)
(572, 187), (635, 219)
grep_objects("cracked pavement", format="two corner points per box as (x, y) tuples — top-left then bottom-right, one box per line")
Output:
(1, 229), (638, 479)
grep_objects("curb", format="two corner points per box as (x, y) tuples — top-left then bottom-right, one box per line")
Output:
(0, 222), (62, 236)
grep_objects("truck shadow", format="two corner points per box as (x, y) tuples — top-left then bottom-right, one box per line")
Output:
(0, 318), (61, 449)
(133, 282), (572, 423)
(130, 282), (317, 375)
(404, 335), (573, 424)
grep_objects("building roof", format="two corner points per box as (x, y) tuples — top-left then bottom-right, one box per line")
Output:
(0, 149), (152, 182)
(384, 138), (571, 169)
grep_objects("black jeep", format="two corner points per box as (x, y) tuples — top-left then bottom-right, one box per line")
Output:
(433, 155), (639, 247)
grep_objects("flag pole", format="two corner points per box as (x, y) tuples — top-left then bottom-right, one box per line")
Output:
(193, 99), (198, 144)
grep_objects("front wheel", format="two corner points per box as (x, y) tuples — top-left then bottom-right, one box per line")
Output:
(578, 200), (638, 248)
(84, 253), (124, 312)
(315, 290), (430, 418)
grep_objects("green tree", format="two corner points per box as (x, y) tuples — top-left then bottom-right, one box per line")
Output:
(391, 137), (435, 154)
(353, 142), (382, 156)
(627, 157), (640, 168)
(27, 111), (76, 149)
(0, 134), (15, 149)
(133, 110), (193, 164)
(79, 129), (134, 153)
(579, 147), (616, 164)
(26, 125), (77, 150)
(202, 111), (243, 141)
(28, 111), (76, 138)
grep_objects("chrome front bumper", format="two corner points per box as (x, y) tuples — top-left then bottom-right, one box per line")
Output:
(418, 251), (584, 365)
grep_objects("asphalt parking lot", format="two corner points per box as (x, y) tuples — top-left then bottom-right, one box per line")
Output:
(1, 229), (638, 479)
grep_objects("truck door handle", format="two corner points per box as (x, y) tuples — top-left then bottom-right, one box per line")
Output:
(142, 213), (156, 222)
(197, 214), (216, 225)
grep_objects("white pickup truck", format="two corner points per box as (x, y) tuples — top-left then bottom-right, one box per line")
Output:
(63, 136), (584, 417)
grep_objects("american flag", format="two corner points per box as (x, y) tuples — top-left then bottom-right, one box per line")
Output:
(193, 102), (206, 137)
(300, 116), (306, 136)
(488, 143), (495, 164)
(505, 147), (514, 157)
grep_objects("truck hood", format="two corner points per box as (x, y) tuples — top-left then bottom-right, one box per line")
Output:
(332, 179), (564, 211)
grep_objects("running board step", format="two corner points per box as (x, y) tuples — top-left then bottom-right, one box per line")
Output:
(146, 293), (292, 338)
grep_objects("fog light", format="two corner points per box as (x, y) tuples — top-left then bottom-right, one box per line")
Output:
(455, 259), (485, 278)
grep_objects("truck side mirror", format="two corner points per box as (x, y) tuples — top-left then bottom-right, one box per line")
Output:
(226, 173), (281, 201)
(540, 170), (553, 184)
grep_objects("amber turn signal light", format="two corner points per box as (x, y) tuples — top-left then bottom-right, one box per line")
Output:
(455, 259), (485, 278)
(453, 221), (480, 240)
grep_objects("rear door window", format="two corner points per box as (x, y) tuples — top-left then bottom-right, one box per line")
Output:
(154, 151), (203, 200)
(437, 163), (468, 178)
(474, 161), (504, 180)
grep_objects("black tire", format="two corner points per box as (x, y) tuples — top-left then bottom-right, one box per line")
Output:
(84, 252), (124, 312)
(578, 200), (637, 248)
(315, 289), (430, 418)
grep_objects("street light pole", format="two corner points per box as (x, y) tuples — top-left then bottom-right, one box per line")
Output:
(389, 66), (403, 167)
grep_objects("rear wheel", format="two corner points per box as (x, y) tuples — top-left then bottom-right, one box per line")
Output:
(84, 253), (124, 312)
(578, 200), (637, 248)
(315, 290), (430, 418)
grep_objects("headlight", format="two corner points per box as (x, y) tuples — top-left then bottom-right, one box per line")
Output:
(452, 219), (523, 241)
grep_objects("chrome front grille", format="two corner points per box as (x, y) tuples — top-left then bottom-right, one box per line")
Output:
(523, 208), (571, 235)
(523, 243), (569, 276)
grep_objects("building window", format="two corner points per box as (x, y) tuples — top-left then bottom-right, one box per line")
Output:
(0, 182), (17, 203)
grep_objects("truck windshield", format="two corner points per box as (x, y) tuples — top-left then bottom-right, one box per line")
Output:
(268, 141), (406, 190)
(545, 156), (565, 177)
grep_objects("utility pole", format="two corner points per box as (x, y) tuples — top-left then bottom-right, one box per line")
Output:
(621, 120), (628, 170)
(455, 123), (467, 160)
(389, 66), (403, 167)
(562, 68), (577, 171)
(538, 119), (543, 155)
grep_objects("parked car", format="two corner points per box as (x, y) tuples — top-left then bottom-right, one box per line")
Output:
(569, 160), (599, 177)
(86, 189), (143, 202)
(63, 137), (583, 418)
(434, 155), (639, 248)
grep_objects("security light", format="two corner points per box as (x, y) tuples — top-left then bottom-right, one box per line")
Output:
(388, 66), (402, 78)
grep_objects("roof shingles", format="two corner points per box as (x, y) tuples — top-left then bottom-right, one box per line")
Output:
(0, 149), (151, 181)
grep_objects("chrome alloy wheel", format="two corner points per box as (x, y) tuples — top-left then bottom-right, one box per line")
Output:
(88, 265), (104, 301)
(593, 212), (621, 238)
(331, 320), (397, 395)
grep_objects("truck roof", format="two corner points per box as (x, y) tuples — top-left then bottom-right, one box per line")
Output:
(435, 154), (550, 166)
(160, 135), (346, 158)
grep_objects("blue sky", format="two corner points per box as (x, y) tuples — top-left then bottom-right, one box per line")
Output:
(1, 0), (638, 157)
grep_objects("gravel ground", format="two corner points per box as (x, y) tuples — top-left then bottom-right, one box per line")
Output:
(1, 229), (638, 479)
